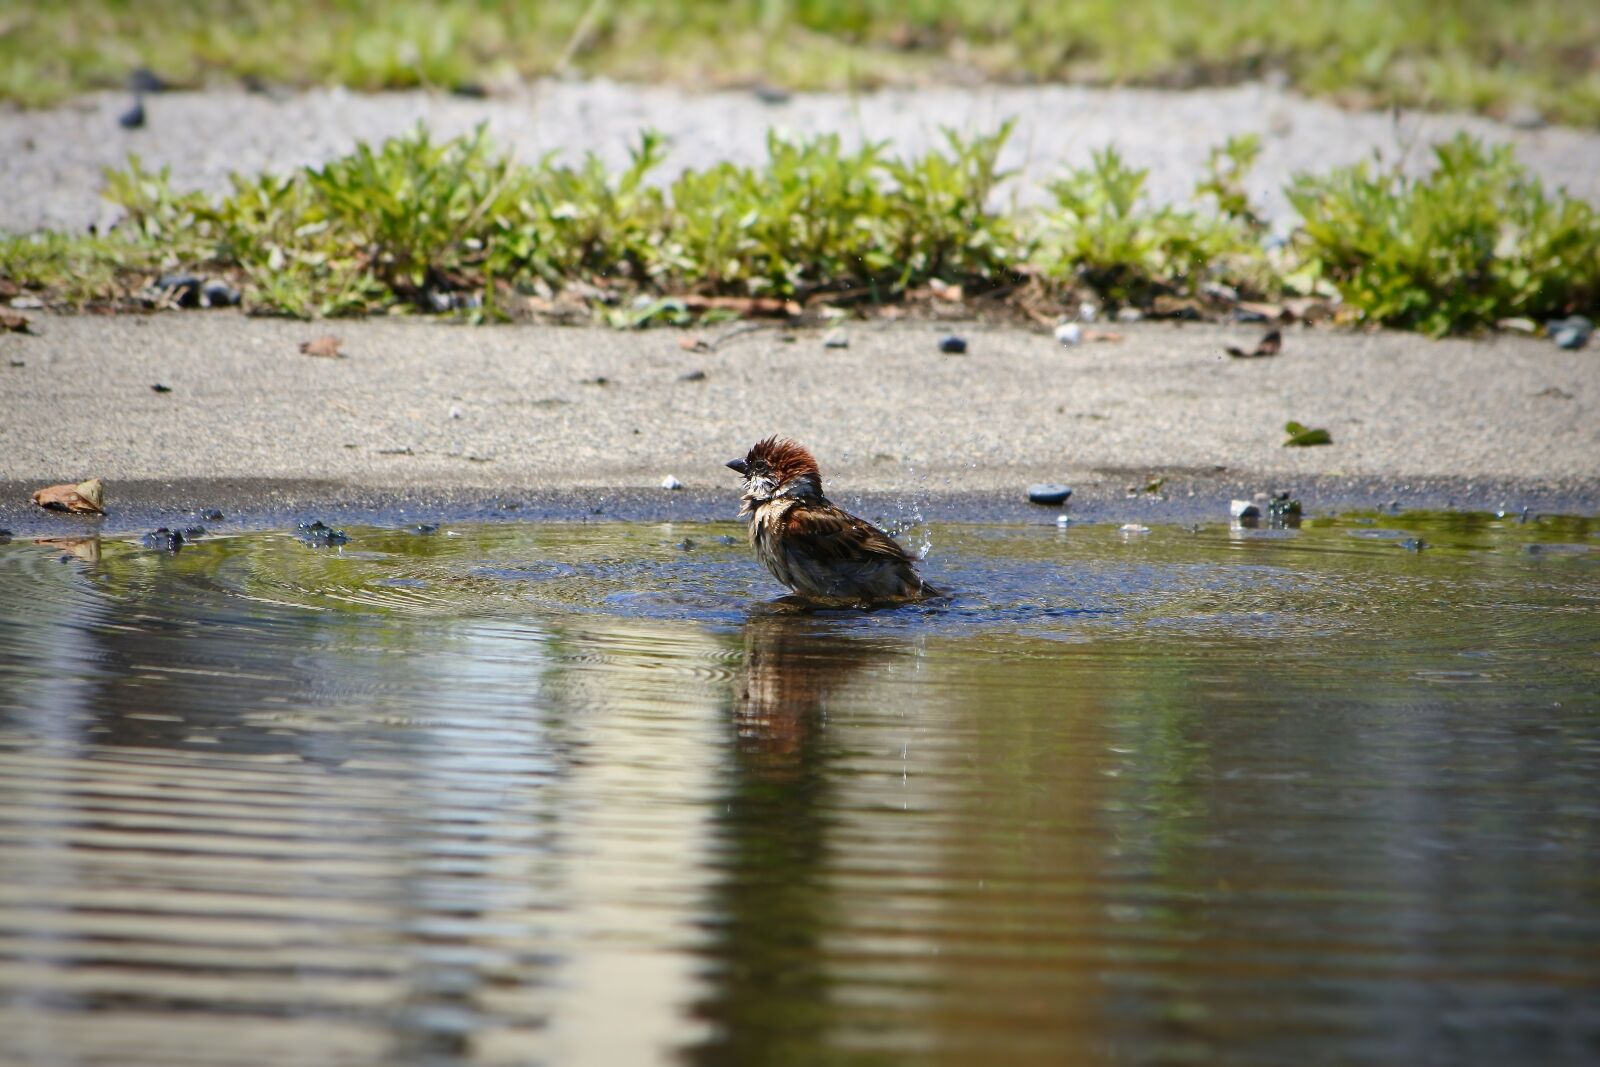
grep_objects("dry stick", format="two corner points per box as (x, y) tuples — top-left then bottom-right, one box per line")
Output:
(555, 0), (608, 76)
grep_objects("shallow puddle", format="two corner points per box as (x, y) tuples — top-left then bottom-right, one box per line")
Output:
(1, 513), (1597, 1065)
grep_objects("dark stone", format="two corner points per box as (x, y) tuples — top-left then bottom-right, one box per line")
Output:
(1399, 538), (1427, 552)
(1026, 483), (1073, 506)
(199, 509), (224, 521)
(118, 96), (146, 129)
(939, 335), (968, 354)
(155, 273), (202, 306)
(150, 383), (172, 393)
(678, 370), (707, 382)
(296, 520), (349, 546)
(0, 529), (12, 542)
(140, 527), (184, 552)
(411, 523), (439, 534)
(181, 526), (206, 539)
(201, 280), (241, 307)
(128, 68), (170, 93)
(1548, 315), (1593, 350)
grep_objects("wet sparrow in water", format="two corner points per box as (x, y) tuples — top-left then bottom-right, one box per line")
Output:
(726, 437), (939, 603)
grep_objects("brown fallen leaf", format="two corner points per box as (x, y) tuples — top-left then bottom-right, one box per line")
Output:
(0, 309), (33, 334)
(32, 477), (105, 515)
(299, 335), (343, 358)
(1151, 295), (1205, 319)
(1236, 301), (1285, 322)
(1227, 328), (1283, 359)
(1282, 297), (1334, 322)
(677, 294), (801, 318)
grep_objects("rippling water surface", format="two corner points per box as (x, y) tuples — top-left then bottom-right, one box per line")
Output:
(1, 513), (1597, 1066)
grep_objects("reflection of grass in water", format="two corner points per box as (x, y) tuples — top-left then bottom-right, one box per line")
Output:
(5, 1), (1599, 124)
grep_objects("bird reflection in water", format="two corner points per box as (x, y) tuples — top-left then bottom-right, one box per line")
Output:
(688, 612), (909, 1064)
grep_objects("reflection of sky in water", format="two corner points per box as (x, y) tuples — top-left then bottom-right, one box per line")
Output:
(0, 515), (1596, 1065)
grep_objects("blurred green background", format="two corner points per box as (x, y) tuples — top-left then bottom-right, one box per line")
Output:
(2, 0), (1597, 123)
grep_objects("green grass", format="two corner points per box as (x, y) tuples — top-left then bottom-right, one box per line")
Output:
(2, 1), (1598, 124)
(3, 124), (1597, 335)
(1289, 135), (1600, 335)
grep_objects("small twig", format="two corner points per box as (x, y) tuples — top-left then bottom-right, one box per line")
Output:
(555, 0), (608, 76)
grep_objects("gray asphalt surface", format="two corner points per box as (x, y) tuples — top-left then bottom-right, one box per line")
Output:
(4, 80), (1597, 234)
(1, 313), (1594, 535)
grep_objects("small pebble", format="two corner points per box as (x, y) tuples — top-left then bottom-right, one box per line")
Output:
(128, 69), (170, 94)
(448, 405), (463, 420)
(1399, 538), (1427, 552)
(824, 328), (849, 349)
(1077, 301), (1099, 323)
(678, 369), (707, 382)
(1115, 308), (1143, 323)
(0, 529), (13, 542)
(199, 509), (224, 521)
(660, 475), (683, 491)
(1027, 483), (1073, 506)
(1548, 315), (1592, 350)
(118, 96), (145, 129)
(200, 280), (240, 307)
(150, 383), (172, 393)
(1230, 499), (1261, 520)
(1055, 514), (1072, 527)
(297, 520), (349, 547)
(1053, 322), (1082, 347)
(154, 273), (201, 307)
(938, 335), (967, 354)
(140, 527), (184, 552)
(411, 523), (439, 535)
(1120, 523), (1151, 535)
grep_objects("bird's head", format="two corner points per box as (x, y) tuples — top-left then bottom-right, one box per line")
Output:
(726, 437), (822, 512)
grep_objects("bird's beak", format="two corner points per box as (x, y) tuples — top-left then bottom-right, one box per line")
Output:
(725, 458), (748, 475)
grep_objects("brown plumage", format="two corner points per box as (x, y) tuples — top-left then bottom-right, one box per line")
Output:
(726, 437), (938, 603)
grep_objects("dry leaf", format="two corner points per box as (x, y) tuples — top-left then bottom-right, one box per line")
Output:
(0, 309), (32, 334)
(1151, 295), (1205, 319)
(1227, 329), (1283, 359)
(299, 336), (343, 358)
(32, 477), (105, 514)
(1282, 297), (1333, 322)
(677, 295), (801, 318)
(1236, 301), (1285, 321)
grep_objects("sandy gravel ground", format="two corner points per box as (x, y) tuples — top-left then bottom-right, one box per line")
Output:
(1, 313), (1594, 534)
(3, 80), (1598, 234)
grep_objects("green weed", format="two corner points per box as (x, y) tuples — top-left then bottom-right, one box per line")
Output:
(1288, 134), (1600, 335)
(3, 126), (1595, 337)
(1042, 146), (1266, 305)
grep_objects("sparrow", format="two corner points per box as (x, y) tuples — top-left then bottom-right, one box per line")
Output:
(726, 437), (939, 604)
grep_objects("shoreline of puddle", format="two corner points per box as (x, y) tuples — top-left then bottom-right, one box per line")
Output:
(0, 474), (1595, 541)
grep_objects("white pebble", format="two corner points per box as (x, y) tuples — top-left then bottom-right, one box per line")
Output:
(660, 475), (683, 491)
(448, 405), (463, 420)
(1054, 322), (1083, 346)
(1119, 523), (1150, 535)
